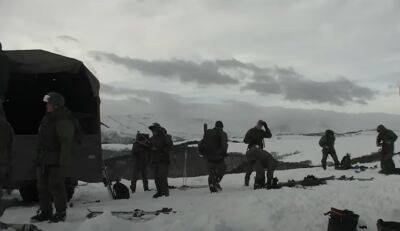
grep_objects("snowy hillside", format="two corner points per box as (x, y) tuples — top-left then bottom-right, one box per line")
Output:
(102, 130), (400, 165)
(100, 104), (400, 139)
(2, 165), (400, 231)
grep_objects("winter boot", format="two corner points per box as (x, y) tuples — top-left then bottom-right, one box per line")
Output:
(130, 184), (136, 193)
(152, 192), (163, 198)
(49, 212), (66, 223)
(265, 177), (273, 189)
(31, 210), (52, 222)
(209, 184), (218, 193)
(216, 183), (222, 192)
(143, 180), (150, 191)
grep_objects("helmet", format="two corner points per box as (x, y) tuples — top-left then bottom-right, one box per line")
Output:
(43, 92), (65, 109)
(377, 124), (386, 133)
(148, 123), (162, 131)
(325, 130), (334, 136)
(215, 121), (224, 128)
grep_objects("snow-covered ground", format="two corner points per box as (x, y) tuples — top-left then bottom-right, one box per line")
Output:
(1, 165), (400, 231)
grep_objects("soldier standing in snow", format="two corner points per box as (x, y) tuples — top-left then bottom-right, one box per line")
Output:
(243, 120), (272, 186)
(245, 147), (277, 189)
(198, 121), (228, 193)
(376, 124), (398, 174)
(130, 132), (151, 193)
(31, 93), (75, 223)
(319, 130), (340, 170)
(148, 123), (173, 198)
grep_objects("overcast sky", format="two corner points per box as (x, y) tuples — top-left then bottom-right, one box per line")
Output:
(1, 0), (399, 115)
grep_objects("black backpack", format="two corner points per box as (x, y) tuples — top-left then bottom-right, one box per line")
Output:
(113, 181), (130, 200)
(340, 154), (352, 170)
(377, 219), (400, 231)
(326, 208), (359, 231)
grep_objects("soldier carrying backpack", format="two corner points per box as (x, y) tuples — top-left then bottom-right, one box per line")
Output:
(198, 121), (228, 193)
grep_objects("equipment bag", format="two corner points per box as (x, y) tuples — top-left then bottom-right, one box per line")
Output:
(301, 175), (325, 187)
(377, 219), (400, 231)
(325, 208), (359, 231)
(340, 154), (352, 170)
(113, 181), (130, 200)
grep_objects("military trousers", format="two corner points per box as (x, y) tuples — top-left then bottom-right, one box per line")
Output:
(36, 166), (67, 214)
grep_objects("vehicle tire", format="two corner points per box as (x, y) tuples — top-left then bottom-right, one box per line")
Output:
(18, 180), (39, 203)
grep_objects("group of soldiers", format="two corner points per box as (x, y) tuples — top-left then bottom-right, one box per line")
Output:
(0, 90), (398, 223)
(130, 123), (173, 198)
(132, 118), (399, 197)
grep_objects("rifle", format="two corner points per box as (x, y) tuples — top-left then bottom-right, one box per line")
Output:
(199, 123), (207, 158)
(102, 162), (116, 199)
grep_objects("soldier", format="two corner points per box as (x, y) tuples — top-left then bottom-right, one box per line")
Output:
(130, 132), (151, 193)
(148, 123), (173, 198)
(319, 130), (340, 170)
(0, 103), (13, 204)
(199, 121), (228, 193)
(31, 92), (75, 223)
(243, 120), (272, 186)
(246, 147), (277, 189)
(376, 124), (398, 174)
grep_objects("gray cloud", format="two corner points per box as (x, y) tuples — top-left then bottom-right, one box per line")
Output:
(241, 66), (377, 105)
(57, 35), (79, 43)
(96, 52), (377, 105)
(90, 51), (239, 86)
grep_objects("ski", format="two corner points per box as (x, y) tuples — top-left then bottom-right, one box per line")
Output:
(177, 185), (209, 190)
(0, 222), (42, 231)
(87, 208), (176, 221)
(335, 175), (374, 181)
(275, 175), (335, 188)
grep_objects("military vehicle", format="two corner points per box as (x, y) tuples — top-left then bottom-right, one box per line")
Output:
(1, 49), (103, 202)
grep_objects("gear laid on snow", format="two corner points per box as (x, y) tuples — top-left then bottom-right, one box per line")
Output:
(0, 222), (42, 231)
(86, 207), (176, 221)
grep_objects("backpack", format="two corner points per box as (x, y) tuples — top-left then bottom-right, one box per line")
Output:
(326, 208), (359, 231)
(340, 154), (352, 170)
(201, 129), (224, 162)
(113, 181), (130, 200)
(377, 219), (400, 231)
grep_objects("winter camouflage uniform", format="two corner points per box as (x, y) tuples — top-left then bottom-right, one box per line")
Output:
(199, 121), (228, 193)
(243, 121), (272, 186)
(319, 130), (340, 170)
(130, 133), (150, 192)
(149, 123), (173, 198)
(377, 125), (398, 174)
(246, 147), (277, 189)
(35, 94), (75, 221)
(0, 108), (13, 201)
